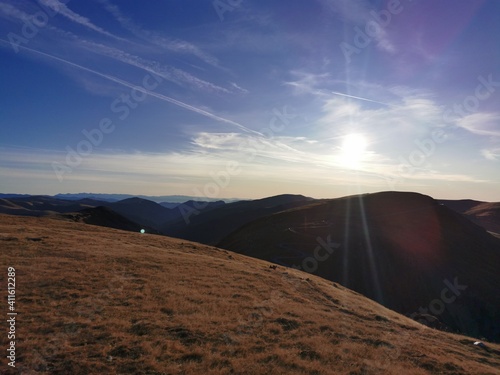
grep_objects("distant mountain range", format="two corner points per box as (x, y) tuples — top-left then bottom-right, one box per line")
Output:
(0, 193), (240, 204)
(52, 193), (241, 203)
(0, 195), (227, 233)
(1, 192), (498, 240)
(0, 195), (102, 216)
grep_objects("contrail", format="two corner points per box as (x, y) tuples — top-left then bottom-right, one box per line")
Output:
(331, 91), (399, 108)
(0, 39), (262, 136)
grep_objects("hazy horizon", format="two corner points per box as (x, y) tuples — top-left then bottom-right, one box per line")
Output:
(0, 190), (497, 204)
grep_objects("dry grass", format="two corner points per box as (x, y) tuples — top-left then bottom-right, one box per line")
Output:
(0, 214), (499, 374)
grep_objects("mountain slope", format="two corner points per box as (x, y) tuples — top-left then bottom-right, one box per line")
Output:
(55, 206), (157, 233)
(219, 191), (500, 343)
(0, 214), (498, 374)
(441, 199), (500, 235)
(464, 202), (500, 235)
(0, 196), (108, 216)
(105, 197), (174, 232)
(439, 199), (485, 214)
(163, 194), (314, 245)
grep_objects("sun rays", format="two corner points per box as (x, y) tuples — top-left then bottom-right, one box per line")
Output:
(338, 133), (369, 170)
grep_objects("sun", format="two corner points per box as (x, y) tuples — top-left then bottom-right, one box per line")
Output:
(338, 133), (368, 169)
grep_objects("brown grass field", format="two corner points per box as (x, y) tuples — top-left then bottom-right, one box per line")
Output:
(1, 214), (499, 374)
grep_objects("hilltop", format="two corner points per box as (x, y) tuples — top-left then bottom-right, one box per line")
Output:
(0, 214), (499, 374)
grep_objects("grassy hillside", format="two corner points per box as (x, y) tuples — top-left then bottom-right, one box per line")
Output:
(0, 214), (499, 374)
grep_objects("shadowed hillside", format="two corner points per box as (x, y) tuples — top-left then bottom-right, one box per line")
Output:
(163, 194), (314, 245)
(0, 196), (107, 217)
(219, 191), (500, 343)
(105, 197), (174, 232)
(441, 199), (500, 235)
(1, 214), (499, 374)
(55, 206), (159, 234)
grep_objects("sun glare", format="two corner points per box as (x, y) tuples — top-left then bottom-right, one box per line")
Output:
(338, 133), (368, 169)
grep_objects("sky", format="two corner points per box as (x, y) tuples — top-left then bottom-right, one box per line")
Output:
(0, 0), (499, 201)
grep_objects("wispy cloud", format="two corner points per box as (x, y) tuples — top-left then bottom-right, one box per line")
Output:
(76, 40), (230, 94)
(391, 170), (489, 183)
(190, 131), (393, 178)
(97, 0), (219, 66)
(319, 0), (396, 54)
(481, 148), (500, 161)
(330, 91), (399, 108)
(0, 2), (30, 21)
(456, 113), (500, 137)
(229, 82), (249, 94)
(38, 0), (124, 40)
(284, 71), (331, 96)
(0, 3), (231, 96)
(191, 132), (311, 164)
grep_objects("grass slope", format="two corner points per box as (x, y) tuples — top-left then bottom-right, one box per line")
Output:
(0, 214), (499, 374)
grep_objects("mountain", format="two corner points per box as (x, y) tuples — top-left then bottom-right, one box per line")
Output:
(163, 194), (315, 245)
(0, 195), (163, 234)
(160, 199), (226, 212)
(54, 193), (240, 204)
(0, 196), (108, 216)
(0, 195), (228, 231)
(159, 201), (181, 209)
(0, 193), (32, 199)
(440, 199), (500, 235)
(219, 191), (500, 343)
(439, 199), (485, 213)
(1, 213), (498, 374)
(105, 197), (175, 232)
(0, 195), (177, 232)
(56, 206), (158, 234)
(463, 202), (500, 235)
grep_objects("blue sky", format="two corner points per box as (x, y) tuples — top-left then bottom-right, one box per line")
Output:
(1, 0), (499, 201)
